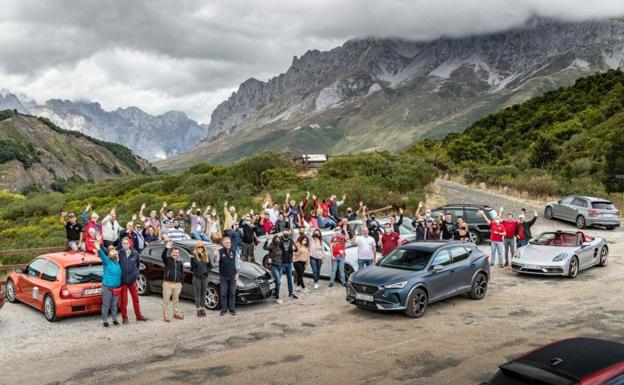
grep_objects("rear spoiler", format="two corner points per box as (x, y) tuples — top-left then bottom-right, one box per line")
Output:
(499, 361), (579, 385)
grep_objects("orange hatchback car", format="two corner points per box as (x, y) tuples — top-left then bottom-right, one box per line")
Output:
(6, 252), (105, 322)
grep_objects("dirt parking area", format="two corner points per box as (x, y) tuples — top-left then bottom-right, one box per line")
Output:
(1, 182), (623, 385)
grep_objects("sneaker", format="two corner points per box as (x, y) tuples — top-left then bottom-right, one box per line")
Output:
(313, 283), (320, 290)
(275, 298), (283, 304)
(295, 287), (302, 292)
(122, 318), (129, 325)
(220, 310), (227, 316)
(329, 283), (334, 288)
(136, 316), (148, 322)
(112, 320), (120, 326)
(302, 288), (309, 293)
(229, 309), (236, 316)
(103, 322), (110, 328)
(289, 294), (298, 300)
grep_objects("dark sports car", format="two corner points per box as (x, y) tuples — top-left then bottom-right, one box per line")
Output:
(482, 337), (624, 385)
(138, 240), (275, 310)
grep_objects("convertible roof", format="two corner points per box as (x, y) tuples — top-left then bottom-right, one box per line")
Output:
(517, 337), (624, 379)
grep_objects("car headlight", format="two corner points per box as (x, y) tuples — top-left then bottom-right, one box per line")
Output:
(383, 281), (407, 289)
(552, 253), (568, 262)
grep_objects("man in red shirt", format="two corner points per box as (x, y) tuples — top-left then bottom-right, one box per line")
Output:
(501, 209), (519, 267)
(380, 224), (401, 256)
(481, 207), (506, 268)
(329, 227), (347, 287)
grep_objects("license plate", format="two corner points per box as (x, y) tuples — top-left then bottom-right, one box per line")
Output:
(525, 264), (542, 270)
(83, 288), (101, 295)
(355, 293), (374, 302)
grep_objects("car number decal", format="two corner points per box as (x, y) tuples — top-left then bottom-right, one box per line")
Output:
(32, 286), (39, 300)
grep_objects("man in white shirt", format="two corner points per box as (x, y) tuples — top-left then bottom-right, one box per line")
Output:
(352, 227), (377, 270)
(263, 201), (280, 225)
(102, 209), (121, 248)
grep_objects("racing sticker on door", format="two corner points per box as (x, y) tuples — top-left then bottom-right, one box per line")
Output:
(32, 286), (39, 301)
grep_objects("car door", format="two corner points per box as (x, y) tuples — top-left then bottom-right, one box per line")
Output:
(556, 196), (576, 221)
(448, 246), (473, 293)
(146, 245), (165, 291)
(38, 261), (60, 309)
(320, 240), (333, 277)
(576, 235), (598, 269)
(571, 197), (589, 222)
(17, 258), (48, 306)
(177, 248), (195, 298)
(426, 249), (453, 301)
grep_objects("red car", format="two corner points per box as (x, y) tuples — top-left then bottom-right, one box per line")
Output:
(483, 337), (624, 385)
(6, 252), (105, 322)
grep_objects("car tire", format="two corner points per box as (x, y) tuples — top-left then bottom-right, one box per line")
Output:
(6, 279), (18, 303)
(469, 273), (488, 300)
(44, 294), (58, 322)
(598, 246), (609, 267)
(606, 225), (615, 231)
(344, 265), (354, 284)
(468, 230), (480, 244)
(576, 215), (586, 229)
(405, 287), (428, 318)
(205, 284), (221, 310)
(568, 256), (579, 278)
(544, 206), (554, 219)
(136, 273), (150, 296)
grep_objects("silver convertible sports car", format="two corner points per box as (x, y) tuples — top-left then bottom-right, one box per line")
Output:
(511, 231), (608, 278)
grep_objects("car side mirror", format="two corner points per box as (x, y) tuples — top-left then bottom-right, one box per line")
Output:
(15, 267), (23, 274)
(432, 265), (444, 273)
(581, 241), (591, 248)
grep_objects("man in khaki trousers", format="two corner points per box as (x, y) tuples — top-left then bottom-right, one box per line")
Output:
(160, 241), (184, 322)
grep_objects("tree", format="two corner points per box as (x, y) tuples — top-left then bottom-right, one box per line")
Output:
(529, 134), (559, 169)
(604, 129), (624, 192)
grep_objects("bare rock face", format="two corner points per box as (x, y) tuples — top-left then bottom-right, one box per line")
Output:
(190, 17), (624, 167)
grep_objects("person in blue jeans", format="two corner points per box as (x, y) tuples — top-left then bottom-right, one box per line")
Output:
(264, 235), (284, 304)
(279, 229), (298, 300)
(308, 230), (325, 289)
(217, 237), (240, 316)
(329, 227), (348, 287)
(94, 239), (122, 328)
(187, 202), (210, 241)
(353, 227), (377, 270)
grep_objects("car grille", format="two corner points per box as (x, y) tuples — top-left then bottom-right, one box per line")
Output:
(512, 263), (564, 274)
(257, 280), (269, 297)
(352, 283), (379, 294)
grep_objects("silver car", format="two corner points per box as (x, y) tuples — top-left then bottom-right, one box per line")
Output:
(511, 231), (608, 278)
(545, 196), (620, 230)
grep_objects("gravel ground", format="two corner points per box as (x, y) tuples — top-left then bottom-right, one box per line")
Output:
(1, 181), (623, 385)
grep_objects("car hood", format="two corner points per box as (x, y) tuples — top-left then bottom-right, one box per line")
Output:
(518, 244), (574, 262)
(351, 265), (422, 286)
(239, 262), (270, 279)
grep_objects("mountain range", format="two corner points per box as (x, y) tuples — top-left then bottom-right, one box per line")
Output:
(0, 110), (152, 192)
(157, 17), (624, 169)
(0, 90), (210, 162)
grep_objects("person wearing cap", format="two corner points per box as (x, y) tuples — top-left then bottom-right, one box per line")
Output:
(61, 211), (84, 251)
(516, 208), (538, 248)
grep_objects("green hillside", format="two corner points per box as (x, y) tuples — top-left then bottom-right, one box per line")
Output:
(409, 69), (624, 197)
(0, 151), (436, 263)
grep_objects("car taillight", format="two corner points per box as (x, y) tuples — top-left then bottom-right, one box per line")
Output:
(60, 285), (72, 299)
(588, 209), (600, 217)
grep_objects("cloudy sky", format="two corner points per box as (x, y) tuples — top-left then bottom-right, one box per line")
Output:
(2, 0), (624, 123)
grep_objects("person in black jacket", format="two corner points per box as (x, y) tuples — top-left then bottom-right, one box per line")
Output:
(161, 240), (184, 322)
(516, 208), (538, 247)
(217, 237), (240, 316)
(264, 235), (284, 304)
(117, 237), (148, 324)
(191, 242), (212, 318)
(279, 229), (298, 300)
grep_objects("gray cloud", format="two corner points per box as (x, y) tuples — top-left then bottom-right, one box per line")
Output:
(1, 0), (624, 122)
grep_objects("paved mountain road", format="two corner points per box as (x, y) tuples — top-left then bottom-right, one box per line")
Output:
(1, 181), (622, 385)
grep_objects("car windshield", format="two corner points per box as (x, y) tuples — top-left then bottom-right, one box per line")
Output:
(592, 201), (616, 210)
(378, 248), (432, 271)
(531, 233), (579, 247)
(66, 264), (103, 284)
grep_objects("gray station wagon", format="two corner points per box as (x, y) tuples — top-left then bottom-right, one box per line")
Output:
(544, 196), (620, 230)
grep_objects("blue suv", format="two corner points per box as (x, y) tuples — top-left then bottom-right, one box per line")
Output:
(346, 241), (490, 318)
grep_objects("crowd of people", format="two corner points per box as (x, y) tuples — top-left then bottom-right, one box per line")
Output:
(59, 192), (538, 326)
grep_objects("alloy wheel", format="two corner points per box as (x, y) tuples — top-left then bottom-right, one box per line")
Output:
(468, 231), (479, 244)
(205, 286), (220, 310)
(44, 295), (56, 321)
(576, 216), (586, 229)
(600, 247), (608, 266)
(6, 280), (16, 302)
(413, 290), (427, 316)
(473, 274), (488, 299)
(136, 274), (147, 295)
(545, 207), (553, 219)
(569, 257), (578, 278)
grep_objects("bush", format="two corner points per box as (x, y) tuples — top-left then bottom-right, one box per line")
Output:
(260, 168), (301, 189)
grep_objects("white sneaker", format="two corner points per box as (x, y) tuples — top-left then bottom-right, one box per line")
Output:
(313, 283), (320, 290)
(302, 288), (310, 293)
(295, 287), (302, 292)
(275, 298), (283, 304)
